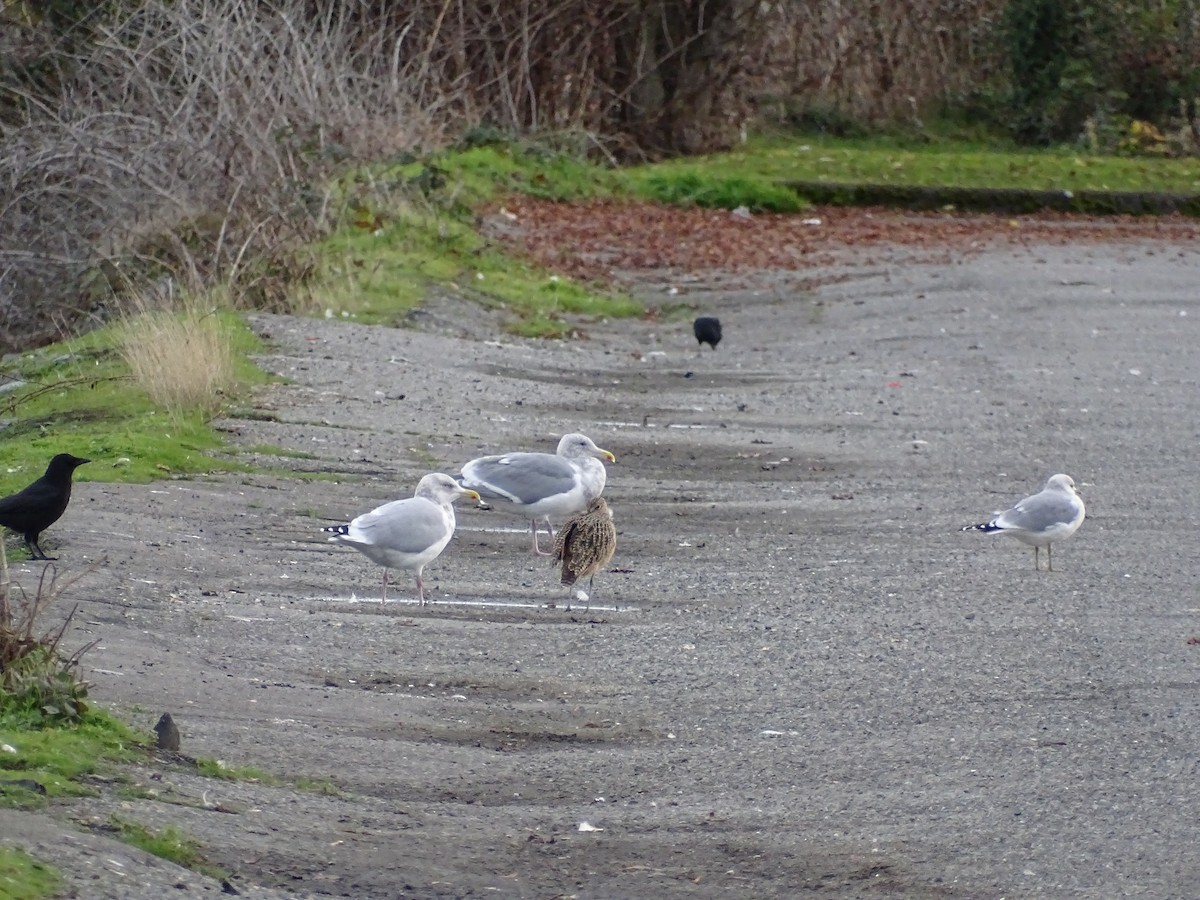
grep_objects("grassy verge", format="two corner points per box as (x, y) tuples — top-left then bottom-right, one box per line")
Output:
(0, 309), (267, 499)
(106, 816), (227, 882)
(0, 846), (62, 899)
(1, 707), (341, 887)
(303, 142), (643, 337)
(308, 132), (1200, 336)
(632, 132), (1200, 194)
(0, 711), (141, 808)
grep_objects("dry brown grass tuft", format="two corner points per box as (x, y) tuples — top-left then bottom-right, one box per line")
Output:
(116, 298), (236, 419)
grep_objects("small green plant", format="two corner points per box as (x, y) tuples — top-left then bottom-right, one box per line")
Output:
(0, 553), (96, 726)
(1, 647), (90, 726)
(0, 846), (62, 899)
(294, 775), (342, 796)
(107, 816), (225, 881)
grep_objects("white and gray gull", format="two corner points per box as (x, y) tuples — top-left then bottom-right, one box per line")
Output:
(962, 473), (1085, 571)
(323, 473), (480, 603)
(457, 432), (616, 556)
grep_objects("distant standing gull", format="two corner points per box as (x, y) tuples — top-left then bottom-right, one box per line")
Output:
(693, 316), (722, 350)
(0, 453), (90, 560)
(962, 473), (1085, 571)
(322, 473), (480, 604)
(458, 433), (616, 556)
(552, 497), (617, 604)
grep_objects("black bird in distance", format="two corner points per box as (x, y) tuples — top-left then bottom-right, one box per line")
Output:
(693, 316), (722, 350)
(0, 453), (90, 559)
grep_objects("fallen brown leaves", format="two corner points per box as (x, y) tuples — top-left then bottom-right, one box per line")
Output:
(490, 198), (1200, 282)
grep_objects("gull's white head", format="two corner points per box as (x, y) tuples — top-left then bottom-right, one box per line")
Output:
(1046, 473), (1080, 496)
(416, 472), (481, 504)
(557, 433), (616, 464)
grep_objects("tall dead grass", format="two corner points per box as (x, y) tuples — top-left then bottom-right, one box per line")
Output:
(115, 296), (237, 419)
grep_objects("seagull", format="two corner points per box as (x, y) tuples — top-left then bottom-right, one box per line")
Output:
(693, 316), (722, 350)
(552, 497), (617, 606)
(0, 453), (90, 560)
(962, 473), (1085, 571)
(322, 473), (480, 604)
(457, 433), (616, 556)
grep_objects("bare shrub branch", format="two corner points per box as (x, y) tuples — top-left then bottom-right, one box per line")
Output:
(0, 0), (440, 351)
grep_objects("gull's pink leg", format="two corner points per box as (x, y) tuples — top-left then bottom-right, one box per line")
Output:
(531, 519), (552, 556)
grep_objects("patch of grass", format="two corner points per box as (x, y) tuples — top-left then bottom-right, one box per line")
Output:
(107, 816), (225, 881)
(0, 846), (62, 899)
(194, 756), (339, 795)
(195, 757), (276, 783)
(294, 775), (342, 796)
(1, 532), (140, 805)
(0, 710), (140, 808)
(309, 201), (639, 337)
(305, 144), (641, 337)
(436, 141), (628, 203)
(638, 132), (1200, 193)
(628, 168), (809, 212)
(114, 306), (238, 420)
(0, 310), (268, 498)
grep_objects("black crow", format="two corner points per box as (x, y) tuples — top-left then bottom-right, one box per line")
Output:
(693, 316), (722, 350)
(0, 453), (90, 560)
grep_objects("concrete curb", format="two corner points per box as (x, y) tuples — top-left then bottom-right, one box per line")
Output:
(782, 180), (1200, 216)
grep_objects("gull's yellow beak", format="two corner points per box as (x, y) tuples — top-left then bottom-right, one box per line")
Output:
(599, 449), (616, 464)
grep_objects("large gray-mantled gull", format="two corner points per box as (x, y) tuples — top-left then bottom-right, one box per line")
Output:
(322, 473), (480, 603)
(962, 473), (1085, 571)
(552, 496), (617, 605)
(457, 433), (616, 556)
